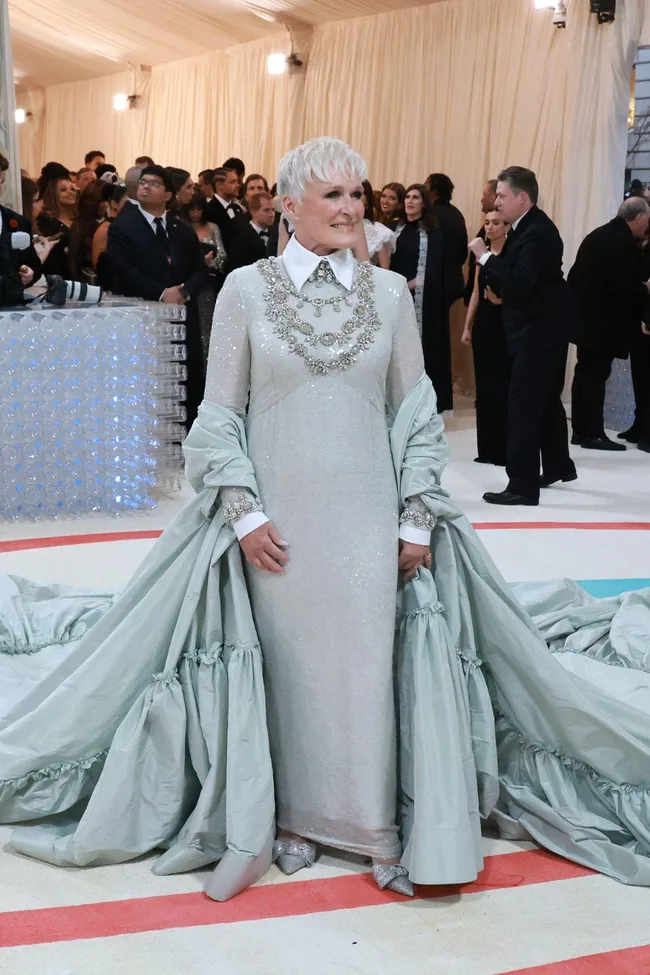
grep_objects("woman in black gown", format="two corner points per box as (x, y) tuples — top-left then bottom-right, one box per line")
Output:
(390, 184), (451, 412)
(461, 210), (511, 465)
(36, 177), (78, 279)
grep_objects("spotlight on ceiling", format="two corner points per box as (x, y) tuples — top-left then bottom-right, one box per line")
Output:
(15, 108), (26, 124)
(113, 92), (137, 112)
(267, 53), (287, 75)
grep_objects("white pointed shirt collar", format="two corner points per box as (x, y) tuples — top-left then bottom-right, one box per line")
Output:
(282, 234), (355, 292)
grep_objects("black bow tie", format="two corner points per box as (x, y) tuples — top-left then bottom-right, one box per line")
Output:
(259, 229), (269, 238)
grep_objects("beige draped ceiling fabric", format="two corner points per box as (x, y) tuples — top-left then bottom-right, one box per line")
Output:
(17, 0), (650, 256)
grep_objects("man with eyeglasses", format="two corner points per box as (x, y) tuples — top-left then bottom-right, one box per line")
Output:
(106, 164), (208, 426)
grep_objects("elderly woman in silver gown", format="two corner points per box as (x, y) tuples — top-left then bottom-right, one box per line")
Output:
(209, 138), (435, 896)
(2, 138), (650, 905)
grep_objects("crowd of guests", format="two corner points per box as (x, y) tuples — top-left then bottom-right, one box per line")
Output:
(14, 148), (650, 498)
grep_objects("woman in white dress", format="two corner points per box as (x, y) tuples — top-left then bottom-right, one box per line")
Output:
(361, 179), (394, 268)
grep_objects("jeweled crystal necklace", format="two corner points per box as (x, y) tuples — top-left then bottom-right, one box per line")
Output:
(258, 257), (381, 375)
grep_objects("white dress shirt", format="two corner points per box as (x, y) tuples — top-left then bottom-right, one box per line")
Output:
(233, 235), (430, 549)
(215, 195), (238, 218)
(137, 205), (168, 231)
(282, 233), (355, 291)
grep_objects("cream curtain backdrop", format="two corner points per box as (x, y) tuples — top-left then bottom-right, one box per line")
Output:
(17, 0), (650, 262)
(23, 0), (648, 239)
(31, 34), (300, 181)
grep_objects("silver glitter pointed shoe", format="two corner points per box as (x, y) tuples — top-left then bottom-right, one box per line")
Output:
(372, 862), (415, 898)
(273, 838), (317, 876)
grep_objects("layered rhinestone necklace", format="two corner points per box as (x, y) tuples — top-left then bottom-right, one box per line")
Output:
(257, 257), (381, 375)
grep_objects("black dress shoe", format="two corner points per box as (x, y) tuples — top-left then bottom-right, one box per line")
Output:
(571, 433), (583, 446)
(580, 437), (626, 451)
(474, 457), (506, 467)
(483, 490), (538, 506)
(540, 470), (578, 488)
(638, 441), (650, 454)
(618, 427), (640, 444)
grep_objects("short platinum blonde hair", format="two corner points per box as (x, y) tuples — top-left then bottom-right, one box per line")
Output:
(277, 137), (368, 200)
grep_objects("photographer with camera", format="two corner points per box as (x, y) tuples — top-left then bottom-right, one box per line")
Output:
(0, 153), (42, 307)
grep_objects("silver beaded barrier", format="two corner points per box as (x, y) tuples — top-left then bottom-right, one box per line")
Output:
(0, 299), (188, 520)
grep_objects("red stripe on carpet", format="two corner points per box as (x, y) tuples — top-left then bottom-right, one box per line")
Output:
(0, 849), (592, 948)
(0, 530), (163, 553)
(1, 522), (649, 554)
(502, 942), (650, 973)
(473, 522), (650, 531)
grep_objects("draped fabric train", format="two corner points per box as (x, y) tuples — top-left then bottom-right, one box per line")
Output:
(1, 381), (650, 901)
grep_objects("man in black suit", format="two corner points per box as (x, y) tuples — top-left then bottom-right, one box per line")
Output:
(469, 166), (577, 505)
(568, 198), (650, 451)
(426, 173), (468, 307)
(206, 167), (245, 250)
(0, 153), (41, 306)
(226, 192), (276, 273)
(106, 165), (208, 426)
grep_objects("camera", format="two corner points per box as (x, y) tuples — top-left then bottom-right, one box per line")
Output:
(45, 276), (102, 306)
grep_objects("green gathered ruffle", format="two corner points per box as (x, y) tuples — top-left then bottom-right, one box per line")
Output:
(495, 704), (650, 799)
(0, 632), (85, 656)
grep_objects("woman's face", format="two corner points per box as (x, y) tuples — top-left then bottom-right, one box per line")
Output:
(484, 211), (507, 242)
(284, 175), (364, 255)
(109, 196), (128, 218)
(57, 180), (78, 207)
(188, 206), (203, 225)
(177, 177), (194, 206)
(404, 189), (423, 220)
(380, 189), (398, 215)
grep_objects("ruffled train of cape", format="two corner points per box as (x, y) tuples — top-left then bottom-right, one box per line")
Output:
(1, 385), (650, 899)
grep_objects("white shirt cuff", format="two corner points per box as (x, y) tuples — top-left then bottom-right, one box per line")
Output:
(478, 252), (492, 266)
(399, 524), (432, 546)
(233, 510), (269, 540)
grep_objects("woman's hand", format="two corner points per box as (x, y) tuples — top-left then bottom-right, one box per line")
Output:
(240, 522), (289, 575)
(204, 250), (215, 266)
(398, 541), (432, 581)
(407, 278), (417, 292)
(461, 326), (472, 346)
(485, 286), (502, 306)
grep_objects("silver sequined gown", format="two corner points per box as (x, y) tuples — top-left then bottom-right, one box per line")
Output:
(205, 258), (424, 860)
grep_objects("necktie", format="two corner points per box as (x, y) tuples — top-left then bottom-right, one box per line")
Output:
(154, 216), (171, 256)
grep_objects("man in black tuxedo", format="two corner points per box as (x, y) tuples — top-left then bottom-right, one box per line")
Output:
(206, 167), (245, 250)
(226, 192), (276, 273)
(569, 197), (650, 451)
(106, 165), (208, 426)
(469, 166), (577, 505)
(0, 153), (41, 306)
(426, 173), (468, 307)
